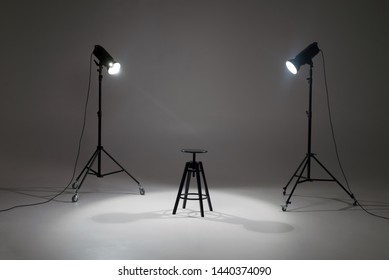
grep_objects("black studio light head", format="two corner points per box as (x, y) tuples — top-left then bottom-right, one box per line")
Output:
(93, 45), (121, 75)
(286, 42), (320, 74)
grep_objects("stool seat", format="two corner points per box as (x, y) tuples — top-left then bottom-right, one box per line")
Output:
(173, 149), (213, 217)
(181, 149), (208, 154)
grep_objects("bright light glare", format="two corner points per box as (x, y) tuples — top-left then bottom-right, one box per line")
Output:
(108, 62), (121, 75)
(286, 61), (297, 74)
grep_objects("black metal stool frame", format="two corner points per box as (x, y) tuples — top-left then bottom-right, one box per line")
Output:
(172, 150), (213, 217)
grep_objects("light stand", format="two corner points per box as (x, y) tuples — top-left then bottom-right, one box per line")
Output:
(282, 43), (357, 211)
(71, 46), (145, 202)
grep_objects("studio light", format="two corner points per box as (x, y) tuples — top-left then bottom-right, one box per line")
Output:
(282, 42), (357, 211)
(108, 62), (121, 75)
(285, 42), (320, 74)
(71, 45), (145, 202)
(93, 45), (121, 75)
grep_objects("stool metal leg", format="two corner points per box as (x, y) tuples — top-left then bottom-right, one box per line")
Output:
(195, 162), (205, 217)
(182, 168), (192, 209)
(173, 162), (189, 215)
(200, 162), (213, 211)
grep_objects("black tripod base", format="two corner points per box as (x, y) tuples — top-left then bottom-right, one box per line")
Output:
(281, 153), (357, 211)
(71, 146), (145, 202)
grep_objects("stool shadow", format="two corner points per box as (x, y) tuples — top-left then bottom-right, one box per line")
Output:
(91, 210), (294, 234)
(206, 211), (294, 233)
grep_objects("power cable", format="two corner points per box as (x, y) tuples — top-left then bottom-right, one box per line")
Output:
(321, 50), (389, 220)
(0, 52), (93, 212)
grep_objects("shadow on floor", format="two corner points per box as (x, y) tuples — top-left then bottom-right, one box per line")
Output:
(91, 210), (294, 234)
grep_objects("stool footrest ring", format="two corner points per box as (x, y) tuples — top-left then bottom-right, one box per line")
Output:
(180, 193), (209, 200)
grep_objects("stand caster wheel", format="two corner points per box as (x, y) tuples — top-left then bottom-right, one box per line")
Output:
(283, 191), (286, 196)
(72, 193), (79, 202)
(281, 205), (287, 212)
(139, 187), (145, 195)
(353, 200), (358, 206)
(72, 181), (79, 189)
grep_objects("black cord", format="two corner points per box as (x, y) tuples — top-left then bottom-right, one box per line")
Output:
(0, 52), (93, 212)
(321, 50), (389, 220)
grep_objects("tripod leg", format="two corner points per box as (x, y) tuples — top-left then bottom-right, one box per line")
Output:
(283, 155), (308, 195)
(173, 162), (189, 215)
(282, 158), (309, 211)
(311, 155), (356, 204)
(102, 148), (145, 195)
(72, 149), (99, 189)
(72, 149), (100, 202)
(200, 162), (213, 211)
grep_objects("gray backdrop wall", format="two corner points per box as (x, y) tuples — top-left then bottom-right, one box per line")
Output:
(1, 0), (388, 191)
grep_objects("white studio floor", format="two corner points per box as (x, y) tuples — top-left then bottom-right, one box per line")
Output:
(1, 177), (389, 260)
